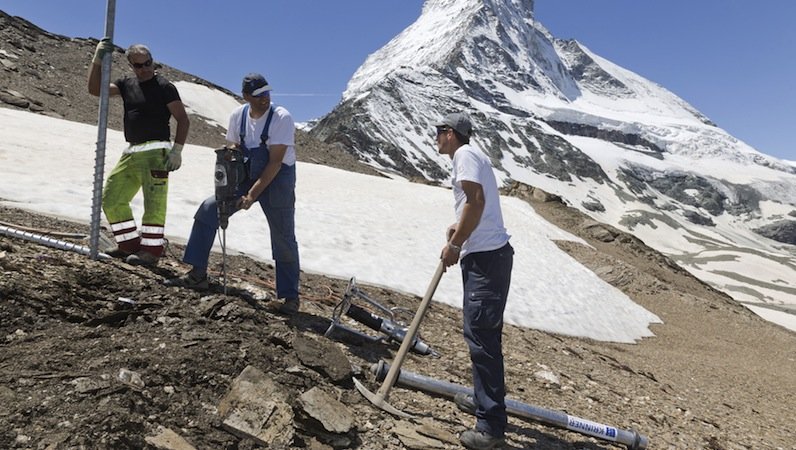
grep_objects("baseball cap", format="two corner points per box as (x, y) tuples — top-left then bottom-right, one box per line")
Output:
(242, 73), (272, 97)
(433, 112), (473, 137)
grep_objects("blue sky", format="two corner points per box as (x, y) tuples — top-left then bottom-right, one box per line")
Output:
(2, 1), (794, 161)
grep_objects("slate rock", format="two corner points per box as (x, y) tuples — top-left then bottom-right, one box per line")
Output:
(392, 420), (447, 449)
(0, 90), (29, 108)
(298, 386), (355, 434)
(217, 365), (294, 448)
(294, 335), (352, 383)
(144, 426), (197, 450)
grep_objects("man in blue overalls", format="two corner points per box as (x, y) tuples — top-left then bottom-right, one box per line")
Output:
(166, 73), (300, 315)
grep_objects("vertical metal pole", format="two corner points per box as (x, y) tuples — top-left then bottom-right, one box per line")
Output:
(89, 0), (117, 260)
(221, 229), (228, 294)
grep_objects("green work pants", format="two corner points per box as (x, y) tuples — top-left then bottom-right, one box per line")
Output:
(102, 148), (169, 255)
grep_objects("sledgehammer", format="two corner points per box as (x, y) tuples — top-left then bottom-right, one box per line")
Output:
(353, 260), (445, 418)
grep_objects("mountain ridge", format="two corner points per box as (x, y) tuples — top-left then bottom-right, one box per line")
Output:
(0, 9), (379, 179)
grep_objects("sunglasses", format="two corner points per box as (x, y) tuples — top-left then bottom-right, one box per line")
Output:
(130, 59), (153, 69)
(436, 126), (451, 137)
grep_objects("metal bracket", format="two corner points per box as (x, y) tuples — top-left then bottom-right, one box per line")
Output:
(325, 277), (439, 356)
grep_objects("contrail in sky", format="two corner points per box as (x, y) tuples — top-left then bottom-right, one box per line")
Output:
(273, 93), (338, 97)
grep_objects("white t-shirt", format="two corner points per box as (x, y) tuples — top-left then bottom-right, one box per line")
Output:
(225, 104), (296, 166)
(451, 144), (510, 257)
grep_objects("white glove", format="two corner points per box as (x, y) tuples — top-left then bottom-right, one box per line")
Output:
(92, 37), (114, 65)
(166, 143), (183, 171)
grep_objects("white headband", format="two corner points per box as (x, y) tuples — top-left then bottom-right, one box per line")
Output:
(252, 85), (272, 96)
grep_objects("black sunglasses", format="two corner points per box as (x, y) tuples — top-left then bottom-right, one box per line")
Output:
(436, 126), (452, 136)
(130, 59), (152, 69)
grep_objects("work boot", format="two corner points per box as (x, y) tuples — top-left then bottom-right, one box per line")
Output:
(459, 429), (505, 450)
(103, 247), (132, 259)
(125, 251), (159, 267)
(454, 392), (477, 415)
(164, 271), (209, 291)
(278, 297), (300, 315)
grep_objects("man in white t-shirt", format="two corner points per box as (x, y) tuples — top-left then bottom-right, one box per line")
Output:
(166, 73), (300, 315)
(435, 112), (513, 450)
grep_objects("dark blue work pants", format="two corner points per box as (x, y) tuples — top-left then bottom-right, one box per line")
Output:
(183, 164), (300, 299)
(461, 242), (514, 438)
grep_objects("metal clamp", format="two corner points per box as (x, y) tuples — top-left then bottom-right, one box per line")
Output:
(325, 277), (439, 356)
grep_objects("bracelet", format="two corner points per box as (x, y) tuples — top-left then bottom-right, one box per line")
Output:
(448, 242), (462, 253)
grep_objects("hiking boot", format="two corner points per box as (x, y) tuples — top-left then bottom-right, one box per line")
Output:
(460, 429), (505, 450)
(278, 297), (300, 315)
(454, 392), (477, 414)
(125, 251), (159, 267)
(164, 271), (209, 291)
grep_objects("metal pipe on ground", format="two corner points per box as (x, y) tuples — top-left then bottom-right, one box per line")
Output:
(371, 361), (648, 449)
(0, 225), (112, 261)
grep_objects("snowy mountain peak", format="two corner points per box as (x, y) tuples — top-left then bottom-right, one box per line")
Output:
(311, 0), (796, 325)
(339, 0), (792, 174)
(320, 0), (796, 179)
(346, 0), (535, 99)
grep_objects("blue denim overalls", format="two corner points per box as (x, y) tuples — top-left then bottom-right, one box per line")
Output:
(182, 105), (300, 299)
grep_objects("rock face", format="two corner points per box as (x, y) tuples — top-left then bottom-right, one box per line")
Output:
(754, 219), (796, 245)
(0, 10), (231, 147)
(308, 0), (796, 306)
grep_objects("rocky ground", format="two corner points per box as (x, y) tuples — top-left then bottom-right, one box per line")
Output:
(2, 9), (796, 450)
(2, 194), (795, 449)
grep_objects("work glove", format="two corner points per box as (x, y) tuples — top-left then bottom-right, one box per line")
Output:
(166, 143), (183, 171)
(92, 37), (114, 65)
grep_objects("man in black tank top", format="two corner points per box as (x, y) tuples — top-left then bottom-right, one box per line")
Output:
(88, 40), (190, 266)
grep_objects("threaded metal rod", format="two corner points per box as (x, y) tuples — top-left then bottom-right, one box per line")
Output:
(372, 362), (648, 449)
(1, 225), (111, 260)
